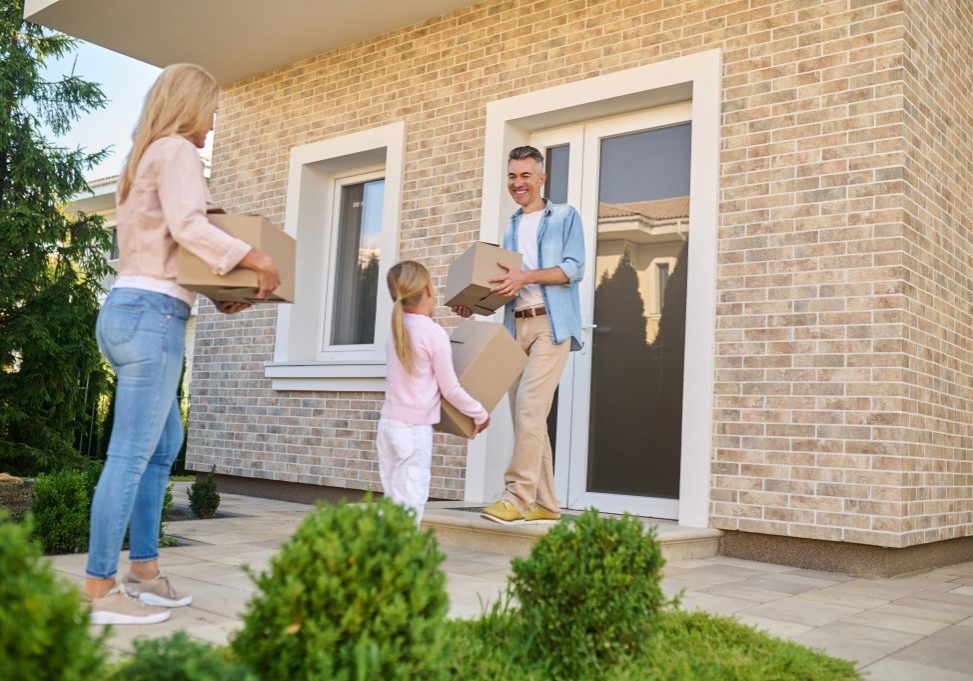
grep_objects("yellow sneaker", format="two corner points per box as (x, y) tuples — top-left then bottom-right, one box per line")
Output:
(481, 499), (524, 525)
(523, 504), (561, 524)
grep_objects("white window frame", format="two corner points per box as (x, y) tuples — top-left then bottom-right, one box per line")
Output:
(265, 121), (405, 391)
(464, 50), (722, 530)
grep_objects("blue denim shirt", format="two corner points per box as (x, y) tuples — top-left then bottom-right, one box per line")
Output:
(502, 200), (585, 351)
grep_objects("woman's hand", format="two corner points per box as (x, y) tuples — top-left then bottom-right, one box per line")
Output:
(215, 300), (251, 314)
(238, 248), (281, 299)
(451, 305), (473, 318)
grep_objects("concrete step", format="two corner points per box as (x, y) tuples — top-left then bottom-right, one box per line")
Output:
(421, 502), (721, 562)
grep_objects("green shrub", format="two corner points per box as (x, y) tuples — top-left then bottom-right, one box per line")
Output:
(110, 632), (256, 681)
(0, 513), (108, 681)
(509, 509), (667, 679)
(188, 466), (220, 519)
(32, 465), (173, 554)
(233, 497), (450, 681)
(160, 481), (173, 538)
(31, 467), (94, 553)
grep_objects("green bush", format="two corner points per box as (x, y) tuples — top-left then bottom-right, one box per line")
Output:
(0, 513), (108, 681)
(509, 509), (667, 679)
(31, 467), (94, 553)
(233, 497), (450, 681)
(32, 464), (173, 554)
(188, 466), (220, 519)
(110, 632), (256, 681)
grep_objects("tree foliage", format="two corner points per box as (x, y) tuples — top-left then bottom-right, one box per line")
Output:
(0, 0), (112, 474)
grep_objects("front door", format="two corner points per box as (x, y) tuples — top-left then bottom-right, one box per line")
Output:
(533, 103), (692, 518)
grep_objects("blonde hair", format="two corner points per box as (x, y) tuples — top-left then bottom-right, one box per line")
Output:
(118, 63), (220, 203)
(387, 260), (432, 375)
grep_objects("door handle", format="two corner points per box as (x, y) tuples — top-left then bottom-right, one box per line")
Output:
(583, 324), (598, 330)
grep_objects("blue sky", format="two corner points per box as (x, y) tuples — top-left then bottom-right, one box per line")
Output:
(42, 40), (160, 180)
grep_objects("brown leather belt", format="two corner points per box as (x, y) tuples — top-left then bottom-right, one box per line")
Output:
(514, 306), (547, 319)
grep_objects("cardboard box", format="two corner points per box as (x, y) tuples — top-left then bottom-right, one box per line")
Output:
(435, 319), (528, 439)
(176, 212), (295, 303)
(444, 242), (523, 316)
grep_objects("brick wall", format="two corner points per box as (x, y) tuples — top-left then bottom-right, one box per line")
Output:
(896, 0), (973, 545)
(187, 0), (970, 546)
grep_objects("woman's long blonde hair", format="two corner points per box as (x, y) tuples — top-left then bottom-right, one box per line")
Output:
(118, 63), (220, 203)
(387, 260), (432, 375)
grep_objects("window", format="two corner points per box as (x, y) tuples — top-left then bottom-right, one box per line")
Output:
(266, 121), (405, 391)
(327, 176), (385, 348)
(656, 261), (670, 313)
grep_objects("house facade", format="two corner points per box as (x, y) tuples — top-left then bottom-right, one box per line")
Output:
(31, 0), (972, 574)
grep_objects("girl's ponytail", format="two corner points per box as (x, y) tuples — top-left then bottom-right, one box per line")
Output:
(386, 261), (431, 375)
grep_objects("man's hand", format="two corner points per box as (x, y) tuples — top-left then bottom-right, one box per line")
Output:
(214, 300), (252, 314)
(451, 305), (473, 318)
(473, 415), (491, 436)
(489, 262), (532, 297)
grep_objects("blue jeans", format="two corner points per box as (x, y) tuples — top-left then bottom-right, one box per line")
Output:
(86, 288), (189, 579)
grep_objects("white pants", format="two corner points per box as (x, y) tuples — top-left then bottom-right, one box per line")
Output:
(377, 418), (433, 524)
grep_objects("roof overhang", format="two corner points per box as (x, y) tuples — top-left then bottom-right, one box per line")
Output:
(24, 0), (478, 84)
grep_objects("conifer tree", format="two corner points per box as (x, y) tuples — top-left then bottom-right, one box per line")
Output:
(0, 1), (112, 474)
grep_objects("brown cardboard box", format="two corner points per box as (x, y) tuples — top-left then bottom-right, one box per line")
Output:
(176, 212), (295, 303)
(435, 319), (528, 439)
(444, 242), (523, 316)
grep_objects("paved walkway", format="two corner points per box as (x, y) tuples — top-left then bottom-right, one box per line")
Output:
(49, 486), (973, 679)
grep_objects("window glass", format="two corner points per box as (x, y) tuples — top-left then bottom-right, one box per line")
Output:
(330, 178), (384, 346)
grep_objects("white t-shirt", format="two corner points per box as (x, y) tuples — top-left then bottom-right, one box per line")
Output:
(515, 209), (545, 310)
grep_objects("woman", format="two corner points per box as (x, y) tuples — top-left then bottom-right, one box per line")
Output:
(83, 63), (280, 625)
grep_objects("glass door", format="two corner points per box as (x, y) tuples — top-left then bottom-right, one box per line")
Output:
(533, 102), (692, 518)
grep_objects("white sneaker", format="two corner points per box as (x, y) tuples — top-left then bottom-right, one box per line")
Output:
(87, 585), (171, 625)
(123, 571), (193, 608)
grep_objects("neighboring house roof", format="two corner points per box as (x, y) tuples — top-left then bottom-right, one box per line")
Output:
(599, 197), (690, 221)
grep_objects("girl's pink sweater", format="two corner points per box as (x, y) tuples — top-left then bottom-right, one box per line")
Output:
(381, 313), (488, 426)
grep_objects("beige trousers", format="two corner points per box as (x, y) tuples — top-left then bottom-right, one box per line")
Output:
(503, 315), (570, 513)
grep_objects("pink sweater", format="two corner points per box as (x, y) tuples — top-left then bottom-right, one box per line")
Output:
(382, 313), (488, 426)
(114, 135), (252, 304)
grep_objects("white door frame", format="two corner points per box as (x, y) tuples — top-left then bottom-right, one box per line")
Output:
(465, 50), (722, 529)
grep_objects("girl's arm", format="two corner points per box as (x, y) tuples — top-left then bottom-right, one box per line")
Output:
(429, 326), (489, 425)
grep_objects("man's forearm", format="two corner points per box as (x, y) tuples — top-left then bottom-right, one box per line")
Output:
(526, 266), (569, 285)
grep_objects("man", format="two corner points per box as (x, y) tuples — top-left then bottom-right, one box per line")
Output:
(453, 145), (584, 524)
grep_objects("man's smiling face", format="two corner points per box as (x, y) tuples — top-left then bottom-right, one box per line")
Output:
(507, 157), (546, 210)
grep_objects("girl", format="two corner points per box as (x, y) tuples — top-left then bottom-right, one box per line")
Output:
(83, 64), (281, 625)
(379, 261), (489, 523)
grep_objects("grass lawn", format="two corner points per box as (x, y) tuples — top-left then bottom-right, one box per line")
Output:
(447, 608), (860, 681)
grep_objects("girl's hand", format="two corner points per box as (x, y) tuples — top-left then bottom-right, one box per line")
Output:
(451, 305), (473, 318)
(473, 416), (491, 436)
(215, 300), (252, 314)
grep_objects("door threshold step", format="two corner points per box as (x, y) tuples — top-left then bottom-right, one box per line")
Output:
(421, 502), (721, 561)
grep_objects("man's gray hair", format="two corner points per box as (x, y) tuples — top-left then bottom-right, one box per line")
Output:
(508, 145), (545, 171)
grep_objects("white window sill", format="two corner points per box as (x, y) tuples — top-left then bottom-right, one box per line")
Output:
(264, 360), (386, 392)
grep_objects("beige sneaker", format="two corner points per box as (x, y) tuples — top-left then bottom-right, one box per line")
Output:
(481, 499), (524, 525)
(523, 503), (561, 524)
(87, 585), (170, 625)
(123, 571), (193, 608)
